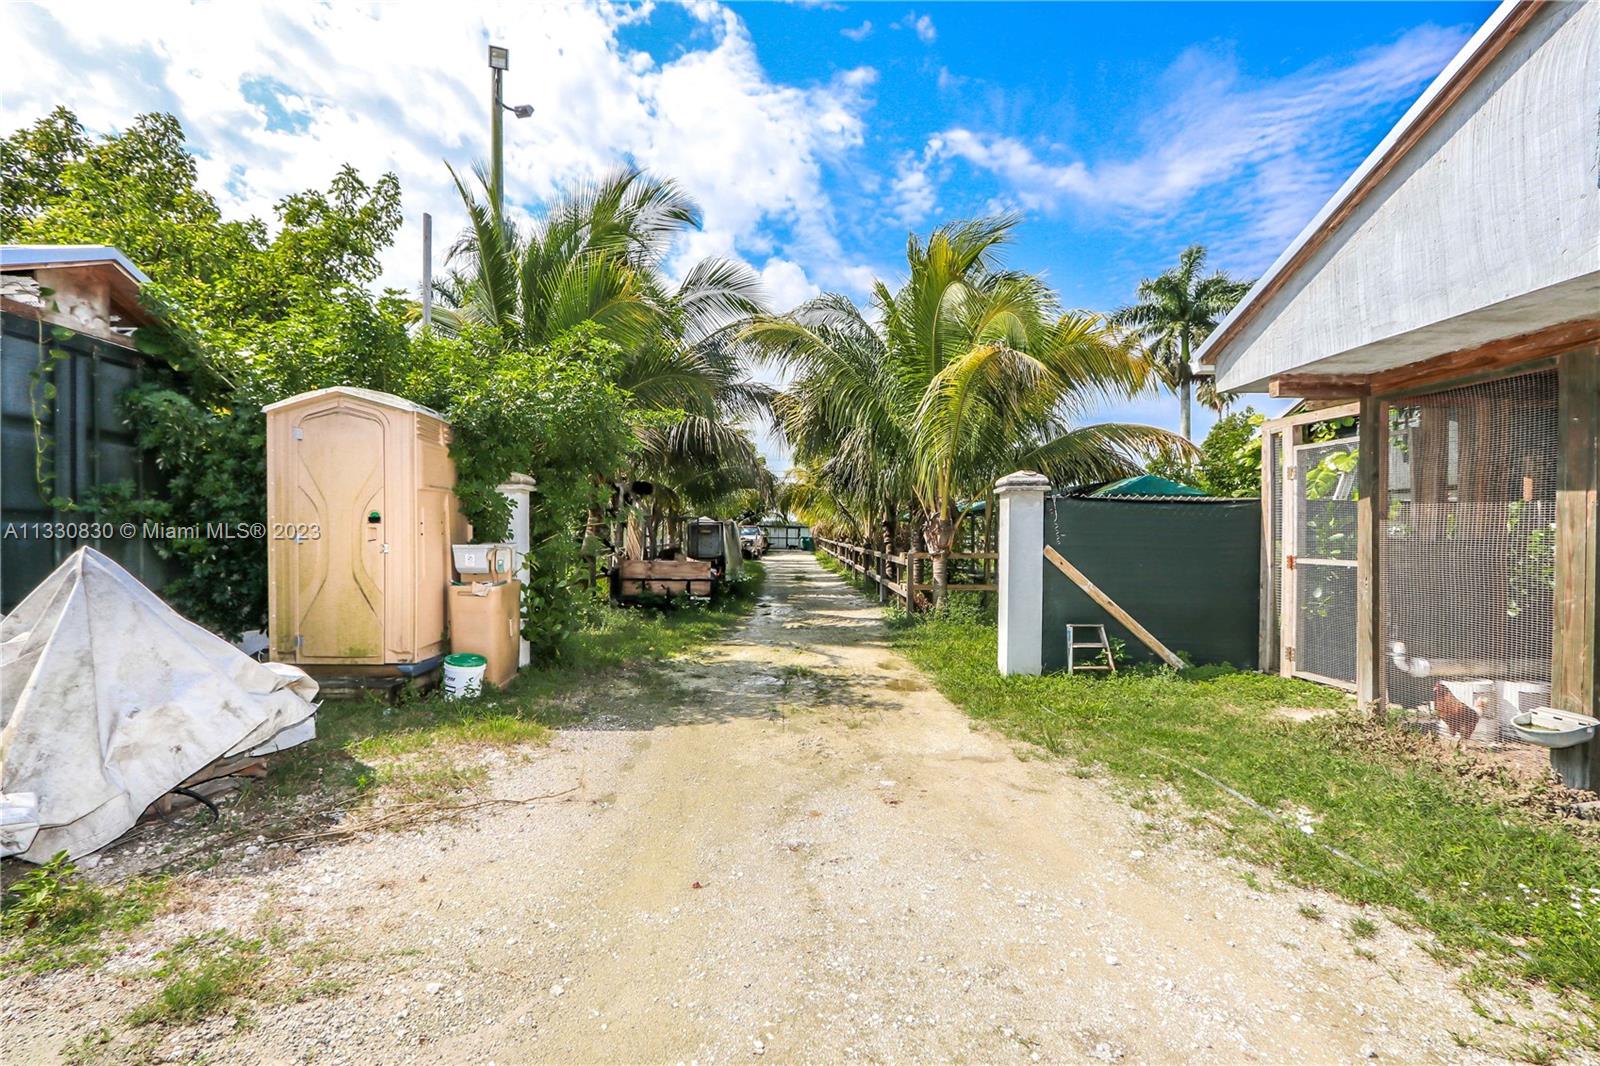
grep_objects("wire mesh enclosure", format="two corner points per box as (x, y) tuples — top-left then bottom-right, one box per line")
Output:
(1291, 439), (1361, 685)
(1263, 410), (1361, 689)
(1380, 371), (1559, 744)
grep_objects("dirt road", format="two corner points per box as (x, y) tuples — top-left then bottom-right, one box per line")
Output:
(5, 553), (1522, 1063)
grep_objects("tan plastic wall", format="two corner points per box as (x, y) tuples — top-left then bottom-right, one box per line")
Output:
(266, 390), (468, 666)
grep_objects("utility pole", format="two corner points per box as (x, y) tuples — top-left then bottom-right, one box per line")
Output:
(421, 212), (433, 329)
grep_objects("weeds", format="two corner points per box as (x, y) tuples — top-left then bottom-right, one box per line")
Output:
(127, 931), (266, 1026)
(1, 854), (167, 974)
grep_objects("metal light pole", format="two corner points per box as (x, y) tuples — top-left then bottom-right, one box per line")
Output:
(488, 44), (534, 214)
(489, 45), (508, 209)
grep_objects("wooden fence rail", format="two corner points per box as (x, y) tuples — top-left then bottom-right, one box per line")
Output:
(814, 537), (997, 611)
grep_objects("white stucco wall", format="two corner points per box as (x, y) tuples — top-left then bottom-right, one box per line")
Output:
(1211, 1), (1599, 393)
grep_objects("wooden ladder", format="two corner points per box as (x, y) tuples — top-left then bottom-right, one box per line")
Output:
(1066, 623), (1116, 674)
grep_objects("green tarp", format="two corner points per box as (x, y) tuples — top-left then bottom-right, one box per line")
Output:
(1085, 474), (1207, 498)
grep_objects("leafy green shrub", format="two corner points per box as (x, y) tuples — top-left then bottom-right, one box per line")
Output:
(418, 326), (634, 660)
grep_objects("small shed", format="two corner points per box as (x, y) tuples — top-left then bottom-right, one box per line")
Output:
(0, 245), (163, 611)
(760, 518), (812, 550)
(263, 387), (468, 669)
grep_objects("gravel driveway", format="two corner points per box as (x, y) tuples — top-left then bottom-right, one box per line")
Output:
(3, 552), (1530, 1063)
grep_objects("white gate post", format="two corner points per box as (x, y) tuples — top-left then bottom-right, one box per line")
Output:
(498, 474), (536, 668)
(996, 471), (1050, 676)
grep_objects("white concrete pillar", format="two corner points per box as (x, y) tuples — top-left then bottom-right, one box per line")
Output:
(497, 474), (536, 668)
(996, 471), (1050, 676)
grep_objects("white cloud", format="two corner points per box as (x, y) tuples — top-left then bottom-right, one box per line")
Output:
(892, 12), (937, 45)
(889, 151), (938, 226)
(909, 24), (1466, 266)
(0, 0), (879, 300)
(758, 258), (821, 315)
(841, 20), (873, 42)
(935, 66), (968, 93)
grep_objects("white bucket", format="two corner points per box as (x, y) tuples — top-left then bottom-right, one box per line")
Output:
(443, 653), (487, 699)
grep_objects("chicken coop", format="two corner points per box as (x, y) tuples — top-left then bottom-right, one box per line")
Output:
(1207, 1), (1597, 786)
(1262, 373), (1565, 749)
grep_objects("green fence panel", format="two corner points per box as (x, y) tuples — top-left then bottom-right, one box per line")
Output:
(1, 312), (166, 611)
(1041, 496), (1259, 670)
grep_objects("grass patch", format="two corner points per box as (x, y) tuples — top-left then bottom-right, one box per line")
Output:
(126, 931), (267, 1026)
(891, 615), (1600, 1001)
(1, 854), (168, 974)
(1349, 916), (1380, 940)
(220, 562), (765, 837)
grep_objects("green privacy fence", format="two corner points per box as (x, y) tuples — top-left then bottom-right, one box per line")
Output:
(1041, 494), (1260, 671)
(1, 311), (166, 611)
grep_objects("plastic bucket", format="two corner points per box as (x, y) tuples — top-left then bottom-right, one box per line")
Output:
(442, 653), (488, 699)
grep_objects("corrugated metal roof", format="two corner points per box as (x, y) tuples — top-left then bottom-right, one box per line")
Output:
(1086, 474), (1208, 498)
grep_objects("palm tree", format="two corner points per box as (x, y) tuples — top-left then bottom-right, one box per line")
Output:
(1111, 244), (1251, 441)
(745, 216), (1187, 605)
(436, 163), (775, 513)
(750, 293), (912, 558)
(1195, 374), (1235, 416)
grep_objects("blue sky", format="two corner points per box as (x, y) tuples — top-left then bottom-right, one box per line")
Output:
(3, 0), (1495, 464)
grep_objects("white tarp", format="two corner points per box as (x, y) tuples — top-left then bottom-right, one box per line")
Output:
(0, 547), (318, 862)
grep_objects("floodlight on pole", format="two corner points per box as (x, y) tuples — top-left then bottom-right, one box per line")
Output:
(488, 44), (533, 211)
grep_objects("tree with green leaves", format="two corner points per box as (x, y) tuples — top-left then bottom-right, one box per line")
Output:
(1145, 405), (1264, 498)
(1111, 244), (1252, 441)
(436, 164), (776, 521)
(0, 109), (634, 652)
(745, 216), (1187, 605)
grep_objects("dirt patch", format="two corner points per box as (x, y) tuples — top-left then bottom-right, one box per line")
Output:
(1272, 705), (1339, 723)
(0, 554), (1569, 1064)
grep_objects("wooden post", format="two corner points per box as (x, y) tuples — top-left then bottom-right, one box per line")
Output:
(1355, 395), (1386, 711)
(1280, 425), (1300, 678)
(1259, 428), (1278, 673)
(1552, 346), (1600, 786)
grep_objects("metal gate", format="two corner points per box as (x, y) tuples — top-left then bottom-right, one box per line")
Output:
(1280, 436), (1361, 688)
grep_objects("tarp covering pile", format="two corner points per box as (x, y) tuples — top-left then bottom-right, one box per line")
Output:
(0, 548), (318, 862)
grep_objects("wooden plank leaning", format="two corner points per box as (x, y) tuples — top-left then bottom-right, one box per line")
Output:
(1042, 544), (1184, 669)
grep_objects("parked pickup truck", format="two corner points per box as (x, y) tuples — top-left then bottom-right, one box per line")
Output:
(738, 525), (768, 559)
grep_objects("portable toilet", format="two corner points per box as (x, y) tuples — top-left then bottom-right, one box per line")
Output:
(264, 387), (468, 669)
